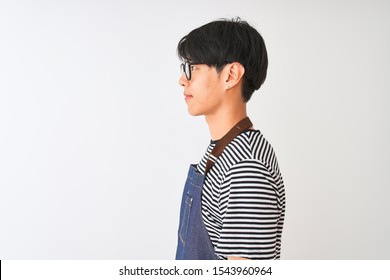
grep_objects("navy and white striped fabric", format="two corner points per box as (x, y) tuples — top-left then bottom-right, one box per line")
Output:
(197, 129), (286, 260)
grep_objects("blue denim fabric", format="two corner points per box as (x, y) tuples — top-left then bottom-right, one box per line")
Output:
(175, 164), (218, 260)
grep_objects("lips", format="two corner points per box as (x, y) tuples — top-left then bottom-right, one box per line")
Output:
(184, 93), (193, 101)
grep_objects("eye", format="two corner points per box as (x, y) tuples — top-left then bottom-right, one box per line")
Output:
(190, 65), (198, 71)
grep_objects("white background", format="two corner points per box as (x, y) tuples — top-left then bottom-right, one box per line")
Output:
(0, 0), (389, 259)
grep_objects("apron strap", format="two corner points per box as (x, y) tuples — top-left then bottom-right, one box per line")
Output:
(204, 117), (253, 175)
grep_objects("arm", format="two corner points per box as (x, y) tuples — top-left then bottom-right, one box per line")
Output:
(227, 256), (249, 260)
(216, 160), (281, 260)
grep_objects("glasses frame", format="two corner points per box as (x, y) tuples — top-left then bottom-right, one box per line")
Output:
(180, 61), (234, 81)
(180, 61), (200, 81)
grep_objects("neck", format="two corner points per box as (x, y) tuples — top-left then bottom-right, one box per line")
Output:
(205, 106), (248, 141)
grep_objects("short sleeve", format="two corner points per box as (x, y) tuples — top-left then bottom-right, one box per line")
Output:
(214, 159), (282, 259)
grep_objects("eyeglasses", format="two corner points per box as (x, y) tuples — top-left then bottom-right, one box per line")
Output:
(180, 61), (233, 80)
(180, 61), (200, 81)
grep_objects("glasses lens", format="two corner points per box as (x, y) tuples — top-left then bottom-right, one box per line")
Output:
(185, 62), (191, 80)
(180, 62), (191, 80)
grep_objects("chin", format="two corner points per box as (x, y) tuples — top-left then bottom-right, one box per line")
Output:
(187, 109), (202, 116)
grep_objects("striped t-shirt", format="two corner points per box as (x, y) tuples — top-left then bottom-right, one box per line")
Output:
(197, 129), (285, 260)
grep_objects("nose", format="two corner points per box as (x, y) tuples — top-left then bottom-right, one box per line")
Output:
(179, 73), (189, 87)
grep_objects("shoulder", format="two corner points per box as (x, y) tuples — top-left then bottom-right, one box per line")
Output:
(223, 129), (276, 165)
(203, 129), (282, 183)
(225, 159), (276, 190)
(220, 129), (283, 181)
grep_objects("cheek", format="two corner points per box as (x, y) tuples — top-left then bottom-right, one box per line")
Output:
(200, 74), (223, 93)
(189, 69), (224, 102)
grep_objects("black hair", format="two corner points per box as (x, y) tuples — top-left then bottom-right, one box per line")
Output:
(177, 17), (268, 102)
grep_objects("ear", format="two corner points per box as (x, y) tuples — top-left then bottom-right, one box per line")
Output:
(224, 62), (245, 90)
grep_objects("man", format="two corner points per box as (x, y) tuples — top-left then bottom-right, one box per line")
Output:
(175, 18), (285, 260)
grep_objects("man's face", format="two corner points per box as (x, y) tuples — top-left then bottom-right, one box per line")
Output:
(179, 64), (226, 117)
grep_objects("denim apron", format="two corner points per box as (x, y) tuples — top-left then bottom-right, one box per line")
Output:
(175, 117), (253, 260)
